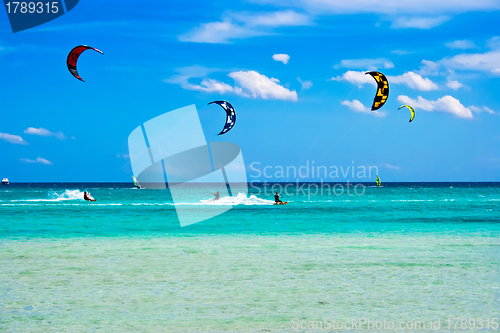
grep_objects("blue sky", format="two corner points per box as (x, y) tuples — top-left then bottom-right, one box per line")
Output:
(0, 0), (499, 182)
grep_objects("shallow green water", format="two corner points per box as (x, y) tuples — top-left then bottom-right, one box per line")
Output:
(0, 183), (499, 331)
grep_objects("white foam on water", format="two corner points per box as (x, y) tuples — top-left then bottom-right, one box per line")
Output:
(391, 199), (435, 202)
(197, 193), (275, 206)
(10, 189), (85, 202)
(131, 203), (174, 206)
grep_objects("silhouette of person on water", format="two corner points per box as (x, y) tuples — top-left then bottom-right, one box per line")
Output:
(274, 192), (283, 204)
(84, 191), (96, 202)
(213, 191), (220, 201)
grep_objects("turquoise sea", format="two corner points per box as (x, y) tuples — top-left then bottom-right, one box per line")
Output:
(1, 183), (499, 332)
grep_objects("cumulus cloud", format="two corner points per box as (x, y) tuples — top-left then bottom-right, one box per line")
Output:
(445, 39), (477, 49)
(0, 132), (28, 145)
(272, 54), (290, 64)
(228, 70), (298, 101)
(397, 95), (473, 119)
(334, 58), (394, 70)
(179, 11), (311, 43)
(24, 127), (66, 140)
(165, 67), (297, 101)
(297, 77), (313, 90)
(335, 70), (438, 91)
(330, 71), (376, 87)
(20, 157), (53, 165)
(446, 80), (464, 90)
(416, 37), (500, 76)
(193, 78), (241, 94)
(417, 60), (441, 76)
(487, 36), (500, 50)
(341, 100), (386, 117)
(442, 50), (500, 75)
(390, 16), (449, 29)
(164, 66), (244, 95)
(389, 71), (439, 90)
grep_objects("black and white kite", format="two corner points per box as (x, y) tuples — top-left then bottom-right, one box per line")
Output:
(208, 100), (236, 135)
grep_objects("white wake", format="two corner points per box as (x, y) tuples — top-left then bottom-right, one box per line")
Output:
(198, 193), (275, 205)
(15, 189), (86, 202)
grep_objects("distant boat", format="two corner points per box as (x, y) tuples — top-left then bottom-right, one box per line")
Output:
(1, 178), (9, 185)
(375, 175), (382, 186)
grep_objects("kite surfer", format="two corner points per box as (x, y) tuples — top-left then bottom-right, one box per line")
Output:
(274, 192), (283, 204)
(84, 191), (96, 202)
(213, 191), (220, 201)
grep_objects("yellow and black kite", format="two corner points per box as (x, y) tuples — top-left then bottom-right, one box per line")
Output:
(398, 105), (415, 122)
(365, 71), (389, 111)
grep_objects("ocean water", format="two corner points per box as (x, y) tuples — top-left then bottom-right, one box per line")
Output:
(1, 183), (499, 332)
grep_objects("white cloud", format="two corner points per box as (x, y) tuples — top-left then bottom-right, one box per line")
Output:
(484, 107), (496, 114)
(487, 36), (500, 50)
(20, 157), (53, 165)
(272, 54), (290, 64)
(334, 58), (394, 70)
(164, 66), (244, 95)
(297, 77), (313, 90)
(470, 106), (496, 114)
(0, 132), (28, 145)
(383, 163), (401, 170)
(442, 50), (500, 75)
(397, 95), (473, 119)
(445, 39), (477, 49)
(24, 127), (66, 140)
(165, 67), (297, 101)
(417, 60), (441, 76)
(195, 78), (242, 94)
(180, 3), (499, 43)
(341, 100), (386, 117)
(335, 70), (438, 92)
(228, 71), (298, 101)
(391, 50), (413, 55)
(250, 0), (500, 15)
(179, 11), (311, 43)
(178, 21), (265, 44)
(415, 38), (500, 77)
(389, 71), (439, 91)
(331, 71), (376, 87)
(390, 16), (449, 29)
(234, 11), (311, 27)
(446, 80), (463, 90)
